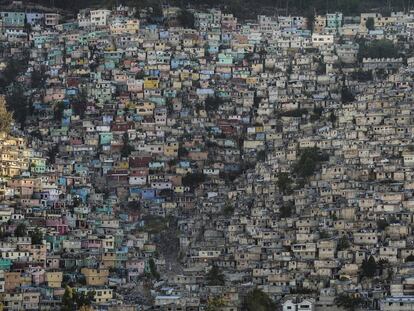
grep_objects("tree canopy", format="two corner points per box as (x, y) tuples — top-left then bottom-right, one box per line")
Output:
(62, 286), (95, 311)
(14, 223), (27, 237)
(182, 172), (206, 188)
(361, 255), (377, 278)
(6, 84), (28, 128)
(337, 235), (350, 251)
(0, 97), (13, 133)
(148, 258), (160, 280)
(366, 17), (375, 30)
(335, 293), (366, 311)
(277, 172), (293, 195)
(242, 288), (275, 311)
(178, 9), (195, 28)
(358, 39), (400, 60)
(205, 96), (224, 113)
(293, 147), (329, 178)
(30, 228), (43, 245)
(34, 0), (413, 19)
(206, 265), (225, 286)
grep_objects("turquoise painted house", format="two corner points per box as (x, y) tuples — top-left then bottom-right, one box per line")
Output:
(0, 12), (25, 27)
(0, 258), (11, 270)
(100, 132), (113, 145)
(218, 53), (233, 65)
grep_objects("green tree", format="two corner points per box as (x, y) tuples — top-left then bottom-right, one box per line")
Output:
(0, 98), (13, 133)
(319, 230), (330, 239)
(329, 111), (337, 126)
(31, 67), (47, 89)
(223, 204), (235, 216)
(358, 39), (399, 61)
(73, 290), (95, 309)
(6, 85), (28, 128)
(280, 108), (308, 118)
(206, 296), (226, 311)
(361, 255), (377, 278)
(243, 288), (275, 311)
(206, 265), (225, 286)
(62, 286), (95, 311)
(341, 87), (355, 103)
(30, 228), (43, 245)
(334, 293), (366, 311)
(178, 9), (195, 28)
(148, 258), (160, 280)
(47, 145), (60, 164)
(294, 147), (328, 178)
(316, 59), (326, 75)
(0, 58), (28, 89)
(352, 69), (373, 82)
(178, 146), (189, 158)
(280, 201), (294, 218)
(72, 89), (88, 118)
(366, 17), (375, 30)
(277, 173), (293, 195)
(205, 96), (223, 113)
(121, 132), (134, 158)
(135, 71), (146, 79)
(15, 223), (27, 237)
(376, 218), (389, 231)
(61, 286), (75, 311)
(256, 150), (266, 162)
(182, 172), (206, 188)
(306, 12), (315, 31)
(337, 235), (350, 251)
(54, 102), (65, 121)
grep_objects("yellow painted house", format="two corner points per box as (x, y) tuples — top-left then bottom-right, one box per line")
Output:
(81, 268), (109, 286)
(143, 77), (159, 89)
(164, 142), (179, 157)
(45, 271), (63, 288)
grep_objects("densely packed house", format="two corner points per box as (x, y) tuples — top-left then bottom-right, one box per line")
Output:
(1, 3), (414, 311)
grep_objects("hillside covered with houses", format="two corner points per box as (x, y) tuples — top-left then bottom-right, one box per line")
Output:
(1, 2), (414, 311)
